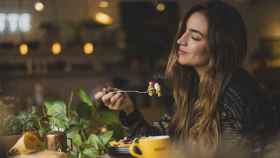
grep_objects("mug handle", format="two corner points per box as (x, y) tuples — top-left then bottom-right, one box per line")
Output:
(129, 143), (142, 158)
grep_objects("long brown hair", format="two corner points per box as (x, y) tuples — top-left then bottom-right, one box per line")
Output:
(165, 1), (247, 149)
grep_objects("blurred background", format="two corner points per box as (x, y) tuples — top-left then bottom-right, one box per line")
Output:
(0, 0), (280, 125)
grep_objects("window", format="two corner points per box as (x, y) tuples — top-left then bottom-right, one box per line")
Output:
(0, 13), (31, 33)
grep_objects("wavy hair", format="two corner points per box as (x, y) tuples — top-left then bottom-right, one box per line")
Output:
(165, 1), (247, 150)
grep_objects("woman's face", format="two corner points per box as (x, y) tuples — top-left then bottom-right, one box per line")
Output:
(177, 12), (210, 67)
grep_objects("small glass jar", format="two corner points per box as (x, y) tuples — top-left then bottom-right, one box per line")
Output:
(46, 131), (67, 152)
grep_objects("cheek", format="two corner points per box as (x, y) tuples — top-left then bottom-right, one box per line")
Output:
(177, 42), (210, 65)
(192, 45), (209, 60)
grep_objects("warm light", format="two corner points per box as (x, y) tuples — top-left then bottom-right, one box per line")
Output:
(83, 42), (94, 55)
(156, 3), (166, 12)
(100, 127), (107, 133)
(19, 43), (29, 56)
(265, 22), (280, 37)
(99, 1), (109, 8)
(95, 12), (113, 25)
(268, 59), (280, 67)
(34, 2), (44, 12)
(51, 42), (62, 55)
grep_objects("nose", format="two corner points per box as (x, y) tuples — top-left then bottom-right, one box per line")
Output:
(177, 32), (188, 46)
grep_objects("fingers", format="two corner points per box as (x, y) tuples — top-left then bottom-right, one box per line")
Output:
(93, 87), (129, 111)
(94, 91), (106, 100)
(110, 95), (125, 110)
(94, 87), (115, 100)
(110, 92), (123, 104)
(101, 91), (115, 106)
(104, 92), (125, 110)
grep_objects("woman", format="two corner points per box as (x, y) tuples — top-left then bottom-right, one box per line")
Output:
(95, 1), (273, 157)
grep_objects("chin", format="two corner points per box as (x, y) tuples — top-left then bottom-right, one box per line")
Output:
(177, 59), (191, 66)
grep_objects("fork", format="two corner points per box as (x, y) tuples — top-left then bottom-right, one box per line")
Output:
(115, 90), (148, 94)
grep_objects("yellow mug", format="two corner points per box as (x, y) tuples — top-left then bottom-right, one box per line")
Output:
(129, 135), (171, 158)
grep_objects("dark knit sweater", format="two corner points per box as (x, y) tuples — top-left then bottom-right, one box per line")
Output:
(119, 68), (276, 156)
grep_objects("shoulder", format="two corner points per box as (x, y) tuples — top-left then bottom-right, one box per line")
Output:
(220, 68), (268, 130)
(229, 68), (261, 91)
(224, 68), (266, 104)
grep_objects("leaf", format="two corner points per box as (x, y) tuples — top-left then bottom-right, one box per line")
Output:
(82, 148), (98, 158)
(49, 116), (69, 131)
(98, 111), (120, 125)
(44, 100), (69, 131)
(7, 111), (40, 133)
(99, 131), (113, 145)
(31, 106), (37, 115)
(68, 131), (83, 147)
(77, 103), (92, 119)
(38, 128), (48, 138)
(80, 119), (90, 129)
(106, 124), (127, 140)
(72, 134), (82, 146)
(68, 118), (89, 132)
(78, 89), (93, 107)
(5, 117), (23, 134)
(86, 134), (101, 150)
(68, 153), (78, 158)
(44, 100), (67, 116)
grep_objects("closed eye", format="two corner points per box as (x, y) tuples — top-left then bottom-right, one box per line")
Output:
(191, 33), (202, 41)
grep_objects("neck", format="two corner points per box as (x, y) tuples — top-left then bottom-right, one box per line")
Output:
(195, 65), (208, 83)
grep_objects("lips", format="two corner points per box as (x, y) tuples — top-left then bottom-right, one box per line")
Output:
(177, 49), (188, 55)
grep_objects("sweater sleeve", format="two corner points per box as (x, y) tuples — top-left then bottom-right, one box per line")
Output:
(220, 85), (267, 156)
(118, 77), (174, 138)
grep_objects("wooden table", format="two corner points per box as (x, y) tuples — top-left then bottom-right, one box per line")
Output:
(14, 151), (111, 158)
(14, 150), (68, 158)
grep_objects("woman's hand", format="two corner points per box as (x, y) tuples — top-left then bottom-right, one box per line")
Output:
(94, 87), (135, 115)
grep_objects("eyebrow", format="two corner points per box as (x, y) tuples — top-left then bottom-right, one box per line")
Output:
(189, 28), (205, 37)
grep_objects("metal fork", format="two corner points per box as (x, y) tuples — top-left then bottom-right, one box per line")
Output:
(115, 90), (148, 94)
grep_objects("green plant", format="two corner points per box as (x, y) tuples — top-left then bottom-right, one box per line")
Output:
(44, 100), (69, 132)
(44, 88), (126, 158)
(5, 88), (126, 158)
(5, 106), (42, 134)
(68, 130), (113, 158)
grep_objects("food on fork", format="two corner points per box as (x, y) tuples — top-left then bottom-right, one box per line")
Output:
(154, 82), (161, 97)
(147, 81), (161, 97)
(148, 81), (155, 96)
(101, 81), (162, 97)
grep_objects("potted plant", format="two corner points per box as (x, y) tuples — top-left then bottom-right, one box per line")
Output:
(45, 88), (127, 158)
(5, 88), (126, 158)
(2, 106), (41, 152)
